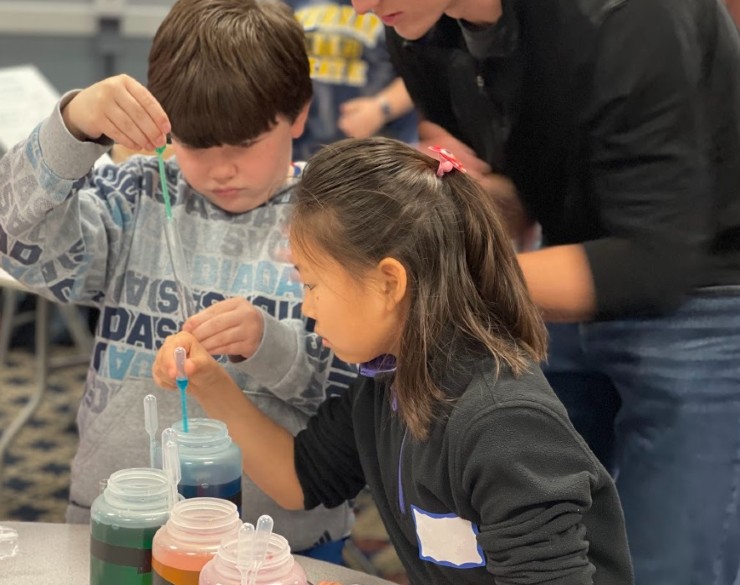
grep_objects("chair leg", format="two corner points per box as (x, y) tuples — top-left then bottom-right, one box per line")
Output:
(58, 305), (93, 354)
(0, 298), (50, 491)
(0, 289), (18, 367)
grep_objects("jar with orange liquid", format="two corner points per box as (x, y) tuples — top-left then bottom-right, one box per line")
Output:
(152, 497), (242, 585)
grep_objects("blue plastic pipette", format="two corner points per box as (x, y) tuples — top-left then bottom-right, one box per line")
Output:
(174, 346), (189, 432)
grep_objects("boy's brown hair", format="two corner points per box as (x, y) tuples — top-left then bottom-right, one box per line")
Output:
(148, 0), (312, 148)
(292, 137), (548, 440)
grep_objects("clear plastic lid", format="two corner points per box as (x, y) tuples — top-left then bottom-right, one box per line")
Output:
(0, 525), (19, 560)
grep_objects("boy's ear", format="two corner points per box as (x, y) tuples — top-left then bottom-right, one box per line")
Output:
(377, 257), (407, 310)
(290, 100), (311, 139)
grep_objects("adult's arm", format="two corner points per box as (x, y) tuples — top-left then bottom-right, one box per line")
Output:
(521, 2), (716, 320)
(337, 78), (415, 139)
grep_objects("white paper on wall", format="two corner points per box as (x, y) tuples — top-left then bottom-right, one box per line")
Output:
(0, 64), (60, 153)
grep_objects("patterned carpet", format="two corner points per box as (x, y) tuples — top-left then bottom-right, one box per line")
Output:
(0, 330), (408, 583)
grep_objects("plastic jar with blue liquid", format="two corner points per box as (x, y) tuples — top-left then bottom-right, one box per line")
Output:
(172, 418), (242, 513)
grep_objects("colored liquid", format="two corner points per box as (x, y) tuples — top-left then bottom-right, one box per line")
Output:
(178, 476), (242, 513)
(90, 519), (159, 585)
(152, 544), (214, 585)
(152, 557), (202, 585)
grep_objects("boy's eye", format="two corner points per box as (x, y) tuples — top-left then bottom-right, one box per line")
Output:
(303, 283), (316, 291)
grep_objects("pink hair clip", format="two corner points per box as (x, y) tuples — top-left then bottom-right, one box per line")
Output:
(428, 145), (466, 177)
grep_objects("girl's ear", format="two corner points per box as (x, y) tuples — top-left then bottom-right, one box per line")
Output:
(377, 257), (408, 310)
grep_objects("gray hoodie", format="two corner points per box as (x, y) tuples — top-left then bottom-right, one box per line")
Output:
(0, 94), (356, 550)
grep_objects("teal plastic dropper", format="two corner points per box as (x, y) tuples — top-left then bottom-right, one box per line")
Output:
(156, 145), (195, 320)
(174, 346), (189, 432)
(155, 146), (172, 215)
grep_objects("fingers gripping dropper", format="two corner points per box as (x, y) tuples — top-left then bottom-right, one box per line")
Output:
(175, 347), (189, 432)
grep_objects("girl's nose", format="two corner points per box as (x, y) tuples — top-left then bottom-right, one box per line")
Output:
(300, 292), (316, 320)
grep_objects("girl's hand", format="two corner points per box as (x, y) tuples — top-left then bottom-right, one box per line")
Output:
(152, 331), (231, 398)
(182, 297), (264, 359)
(62, 74), (170, 151)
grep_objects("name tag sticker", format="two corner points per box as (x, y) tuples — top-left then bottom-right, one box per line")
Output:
(411, 505), (486, 568)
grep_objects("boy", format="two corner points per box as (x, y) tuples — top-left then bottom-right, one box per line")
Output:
(0, 0), (355, 561)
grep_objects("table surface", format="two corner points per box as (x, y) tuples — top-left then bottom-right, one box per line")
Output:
(0, 521), (396, 585)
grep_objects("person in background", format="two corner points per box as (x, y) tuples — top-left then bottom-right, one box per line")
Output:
(0, 0), (356, 564)
(154, 137), (634, 585)
(357, 0), (740, 583)
(288, 0), (417, 161)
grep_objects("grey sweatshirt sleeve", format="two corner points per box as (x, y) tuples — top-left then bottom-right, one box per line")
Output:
(231, 311), (357, 414)
(0, 92), (140, 305)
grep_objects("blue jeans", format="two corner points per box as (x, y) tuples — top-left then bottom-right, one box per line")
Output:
(544, 288), (740, 585)
(296, 538), (347, 566)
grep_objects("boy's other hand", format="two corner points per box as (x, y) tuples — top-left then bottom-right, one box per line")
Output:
(183, 297), (264, 360)
(62, 74), (170, 152)
(152, 331), (230, 398)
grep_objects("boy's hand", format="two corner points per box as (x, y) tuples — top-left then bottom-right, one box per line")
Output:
(152, 331), (230, 398)
(183, 297), (264, 359)
(62, 74), (170, 151)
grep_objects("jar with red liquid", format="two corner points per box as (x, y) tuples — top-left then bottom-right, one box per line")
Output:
(199, 533), (307, 585)
(152, 497), (242, 585)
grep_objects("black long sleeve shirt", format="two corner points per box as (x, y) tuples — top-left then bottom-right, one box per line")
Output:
(387, 0), (740, 319)
(295, 358), (633, 584)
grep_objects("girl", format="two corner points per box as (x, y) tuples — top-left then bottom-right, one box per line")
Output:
(153, 137), (633, 584)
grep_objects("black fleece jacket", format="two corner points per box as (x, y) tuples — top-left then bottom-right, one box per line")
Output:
(294, 357), (633, 584)
(387, 0), (740, 319)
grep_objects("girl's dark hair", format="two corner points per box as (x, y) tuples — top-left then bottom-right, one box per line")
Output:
(147, 0), (312, 148)
(292, 137), (547, 440)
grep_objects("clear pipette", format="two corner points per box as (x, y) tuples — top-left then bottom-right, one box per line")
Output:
(162, 427), (181, 510)
(247, 515), (274, 585)
(143, 394), (158, 468)
(174, 346), (189, 432)
(237, 523), (255, 585)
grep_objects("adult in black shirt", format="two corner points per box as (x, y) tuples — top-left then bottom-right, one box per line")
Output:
(352, 0), (740, 584)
